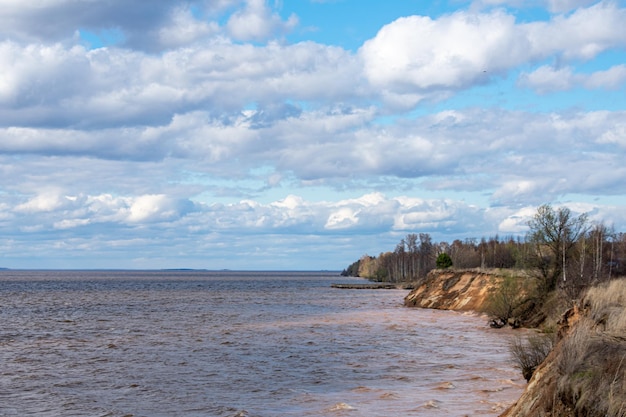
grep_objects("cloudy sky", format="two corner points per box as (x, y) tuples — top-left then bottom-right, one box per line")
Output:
(1, 0), (625, 270)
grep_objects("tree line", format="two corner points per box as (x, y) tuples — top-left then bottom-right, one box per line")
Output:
(342, 204), (626, 297)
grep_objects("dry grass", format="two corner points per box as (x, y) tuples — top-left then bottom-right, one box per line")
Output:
(554, 278), (626, 417)
(585, 278), (626, 335)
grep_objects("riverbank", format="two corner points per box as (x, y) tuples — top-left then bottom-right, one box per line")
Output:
(403, 268), (503, 312)
(500, 278), (626, 417)
(403, 269), (626, 417)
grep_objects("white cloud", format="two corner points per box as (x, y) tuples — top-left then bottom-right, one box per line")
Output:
(158, 7), (220, 49)
(325, 207), (359, 230)
(0, 0), (295, 51)
(0, 38), (361, 128)
(597, 121), (626, 147)
(0, 0), (175, 47)
(497, 206), (537, 233)
(585, 64), (626, 89)
(4, 190), (487, 237)
(0, 1), (248, 48)
(2, 180), (626, 268)
(0, 42), (91, 107)
(528, 2), (626, 61)
(546, 0), (599, 13)
(471, 0), (610, 15)
(0, 0), (625, 269)
(519, 63), (626, 93)
(518, 65), (574, 93)
(15, 190), (67, 213)
(128, 194), (171, 223)
(226, 0), (298, 41)
(54, 218), (91, 230)
(391, 198), (478, 231)
(491, 179), (545, 203)
(360, 2), (626, 103)
(2, 106), (625, 204)
(360, 11), (525, 92)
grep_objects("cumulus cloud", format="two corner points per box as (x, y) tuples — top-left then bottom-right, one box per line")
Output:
(158, 6), (220, 48)
(3, 2), (623, 129)
(597, 120), (626, 147)
(226, 0), (298, 41)
(0, 0), (176, 47)
(360, 11), (524, 93)
(519, 64), (626, 93)
(529, 2), (626, 61)
(0, 38), (361, 128)
(585, 65), (626, 89)
(546, 0), (599, 13)
(0, 0), (625, 268)
(0, 42), (91, 110)
(471, 0), (609, 15)
(126, 194), (190, 223)
(15, 189), (68, 213)
(3, 189), (490, 238)
(12, 186), (623, 267)
(0, 0), (251, 50)
(497, 206), (537, 233)
(2, 105), (625, 205)
(518, 65), (575, 93)
(12, 190), (196, 233)
(360, 1), (626, 104)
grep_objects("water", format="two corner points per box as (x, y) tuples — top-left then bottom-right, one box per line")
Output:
(0, 270), (525, 416)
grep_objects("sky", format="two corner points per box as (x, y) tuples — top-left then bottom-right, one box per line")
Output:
(0, 0), (625, 270)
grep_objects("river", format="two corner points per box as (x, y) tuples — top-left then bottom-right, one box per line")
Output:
(0, 270), (524, 416)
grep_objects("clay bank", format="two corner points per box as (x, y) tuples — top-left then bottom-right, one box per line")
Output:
(404, 268), (503, 312)
(402, 269), (626, 417)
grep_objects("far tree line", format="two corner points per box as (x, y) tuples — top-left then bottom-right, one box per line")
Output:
(342, 204), (626, 298)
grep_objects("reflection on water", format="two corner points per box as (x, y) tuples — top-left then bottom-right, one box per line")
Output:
(0, 270), (524, 416)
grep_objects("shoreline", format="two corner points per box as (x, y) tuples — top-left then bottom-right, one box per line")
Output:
(402, 269), (626, 417)
(331, 282), (413, 289)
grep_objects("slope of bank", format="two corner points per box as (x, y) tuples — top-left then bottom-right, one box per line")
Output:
(403, 268), (503, 312)
(404, 269), (626, 416)
(500, 278), (626, 417)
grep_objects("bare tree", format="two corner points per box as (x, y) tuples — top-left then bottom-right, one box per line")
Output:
(526, 204), (589, 294)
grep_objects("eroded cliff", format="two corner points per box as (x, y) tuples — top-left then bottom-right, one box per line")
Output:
(500, 279), (626, 417)
(403, 269), (503, 312)
(405, 270), (626, 416)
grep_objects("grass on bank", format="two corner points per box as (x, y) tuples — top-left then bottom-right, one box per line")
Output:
(509, 278), (626, 417)
(555, 279), (626, 417)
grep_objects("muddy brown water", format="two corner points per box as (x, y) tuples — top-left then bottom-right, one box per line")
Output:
(0, 270), (525, 416)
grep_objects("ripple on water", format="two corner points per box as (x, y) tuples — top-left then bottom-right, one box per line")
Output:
(0, 271), (525, 417)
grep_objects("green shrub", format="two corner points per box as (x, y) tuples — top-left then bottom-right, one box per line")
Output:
(436, 253), (453, 269)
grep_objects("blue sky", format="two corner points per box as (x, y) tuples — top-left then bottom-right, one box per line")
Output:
(0, 0), (625, 270)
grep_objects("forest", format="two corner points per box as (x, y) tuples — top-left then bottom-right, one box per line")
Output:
(342, 204), (626, 298)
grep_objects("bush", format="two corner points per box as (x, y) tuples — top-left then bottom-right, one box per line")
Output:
(486, 275), (531, 327)
(436, 253), (453, 269)
(509, 333), (554, 382)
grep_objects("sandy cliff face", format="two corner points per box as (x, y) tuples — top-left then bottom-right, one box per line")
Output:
(500, 280), (626, 417)
(405, 271), (626, 417)
(404, 269), (502, 312)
